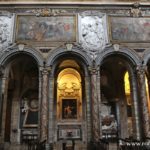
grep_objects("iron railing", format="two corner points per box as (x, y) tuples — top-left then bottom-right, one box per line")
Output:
(22, 134), (46, 150)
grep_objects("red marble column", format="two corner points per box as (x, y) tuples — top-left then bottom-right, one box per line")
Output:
(40, 68), (49, 142)
(91, 69), (100, 141)
(137, 65), (150, 138)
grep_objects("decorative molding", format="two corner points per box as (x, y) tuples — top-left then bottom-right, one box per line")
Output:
(66, 43), (73, 51)
(103, 9), (130, 16)
(141, 9), (150, 17)
(113, 44), (120, 51)
(18, 44), (25, 51)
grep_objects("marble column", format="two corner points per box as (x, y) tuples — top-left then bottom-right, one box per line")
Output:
(40, 68), (50, 142)
(91, 68), (100, 141)
(85, 76), (92, 142)
(130, 69), (141, 140)
(48, 77), (54, 144)
(137, 65), (150, 138)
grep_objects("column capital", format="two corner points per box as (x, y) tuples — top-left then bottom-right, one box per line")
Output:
(89, 67), (99, 75)
(40, 66), (51, 75)
(136, 65), (147, 76)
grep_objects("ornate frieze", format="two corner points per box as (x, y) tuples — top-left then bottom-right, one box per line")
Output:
(31, 8), (67, 17)
(78, 11), (108, 59)
(0, 14), (14, 51)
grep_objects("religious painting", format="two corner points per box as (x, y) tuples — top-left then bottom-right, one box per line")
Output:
(109, 17), (150, 42)
(16, 15), (76, 42)
(62, 99), (77, 119)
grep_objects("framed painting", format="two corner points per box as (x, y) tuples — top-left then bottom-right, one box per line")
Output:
(109, 17), (150, 42)
(16, 15), (77, 42)
(62, 99), (77, 119)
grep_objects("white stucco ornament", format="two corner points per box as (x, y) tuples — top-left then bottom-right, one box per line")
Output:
(0, 14), (14, 51)
(79, 12), (108, 59)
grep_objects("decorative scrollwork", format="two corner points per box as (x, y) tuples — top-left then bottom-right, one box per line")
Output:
(32, 8), (67, 17)
(130, 3), (141, 17)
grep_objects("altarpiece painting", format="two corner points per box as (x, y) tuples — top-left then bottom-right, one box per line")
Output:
(62, 99), (77, 119)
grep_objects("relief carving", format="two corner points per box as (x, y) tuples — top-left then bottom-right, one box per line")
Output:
(0, 15), (14, 51)
(79, 12), (108, 59)
(130, 2), (141, 17)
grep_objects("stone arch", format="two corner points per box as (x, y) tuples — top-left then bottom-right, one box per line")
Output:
(47, 46), (92, 76)
(98, 45), (142, 140)
(143, 49), (150, 66)
(0, 45), (44, 67)
(96, 45), (141, 66)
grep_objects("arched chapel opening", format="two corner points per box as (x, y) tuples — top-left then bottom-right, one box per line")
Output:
(2, 54), (39, 143)
(100, 55), (140, 140)
(52, 58), (89, 150)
